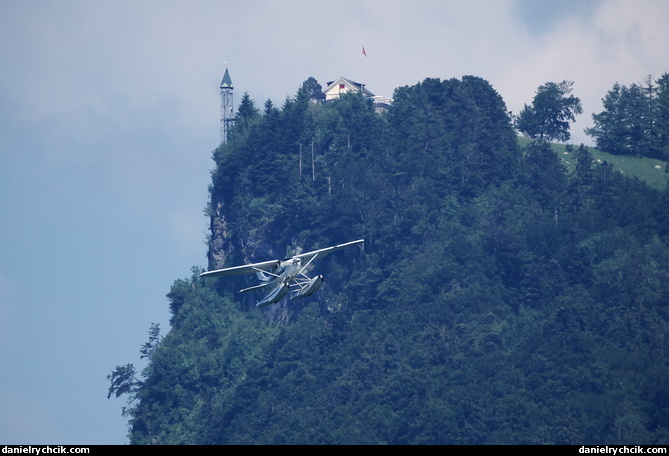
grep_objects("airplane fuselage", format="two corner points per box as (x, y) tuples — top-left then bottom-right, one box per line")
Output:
(256, 258), (302, 306)
(278, 258), (301, 282)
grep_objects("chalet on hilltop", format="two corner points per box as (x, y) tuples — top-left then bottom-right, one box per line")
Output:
(217, 71), (393, 143)
(322, 77), (392, 113)
(323, 77), (375, 100)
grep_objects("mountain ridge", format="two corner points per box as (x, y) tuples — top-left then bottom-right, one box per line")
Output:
(109, 76), (669, 444)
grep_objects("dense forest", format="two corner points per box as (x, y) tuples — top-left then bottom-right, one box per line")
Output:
(108, 74), (669, 444)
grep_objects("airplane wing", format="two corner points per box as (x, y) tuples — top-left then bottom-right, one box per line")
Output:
(199, 239), (364, 278)
(293, 239), (364, 264)
(199, 259), (281, 277)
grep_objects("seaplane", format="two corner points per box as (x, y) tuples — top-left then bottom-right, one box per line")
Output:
(199, 239), (364, 307)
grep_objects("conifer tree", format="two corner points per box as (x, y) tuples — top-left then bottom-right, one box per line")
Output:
(517, 80), (583, 142)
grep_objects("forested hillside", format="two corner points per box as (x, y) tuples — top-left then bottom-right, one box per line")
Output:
(109, 76), (669, 444)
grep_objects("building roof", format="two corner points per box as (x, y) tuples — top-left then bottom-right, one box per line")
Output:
(220, 68), (233, 89)
(323, 77), (375, 99)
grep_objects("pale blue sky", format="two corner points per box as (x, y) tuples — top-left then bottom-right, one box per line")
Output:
(1, 0), (667, 444)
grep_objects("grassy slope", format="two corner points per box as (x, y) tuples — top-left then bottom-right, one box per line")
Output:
(518, 136), (669, 190)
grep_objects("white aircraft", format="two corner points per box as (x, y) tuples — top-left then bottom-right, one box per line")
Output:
(200, 239), (364, 307)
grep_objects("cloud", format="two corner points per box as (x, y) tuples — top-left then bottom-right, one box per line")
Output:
(4, 0), (667, 131)
(494, 0), (669, 144)
(594, 0), (669, 68)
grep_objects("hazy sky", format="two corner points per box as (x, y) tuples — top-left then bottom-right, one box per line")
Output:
(1, 0), (667, 444)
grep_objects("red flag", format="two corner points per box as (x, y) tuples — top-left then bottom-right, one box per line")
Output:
(362, 45), (367, 57)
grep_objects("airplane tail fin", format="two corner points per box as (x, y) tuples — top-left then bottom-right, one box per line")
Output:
(256, 271), (271, 282)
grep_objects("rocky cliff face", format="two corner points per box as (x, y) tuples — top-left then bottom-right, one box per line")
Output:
(205, 168), (309, 321)
(207, 200), (230, 271)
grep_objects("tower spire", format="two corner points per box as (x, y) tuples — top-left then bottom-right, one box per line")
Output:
(220, 68), (234, 143)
